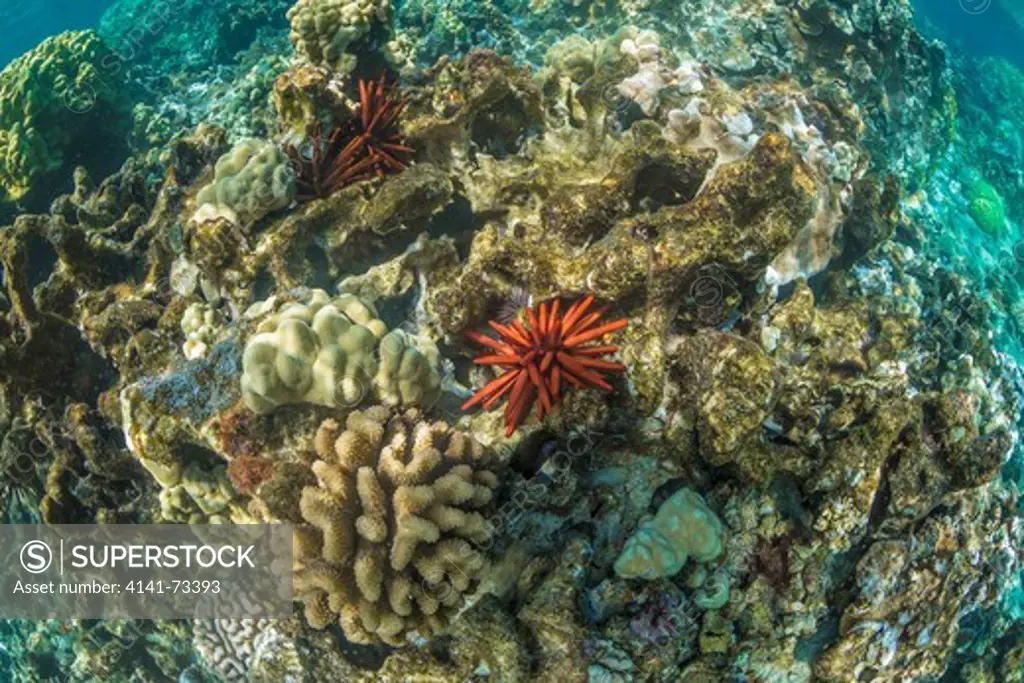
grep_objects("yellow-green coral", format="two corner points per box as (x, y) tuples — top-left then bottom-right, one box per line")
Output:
(966, 177), (1007, 238)
(375, 329), (442, 407)
(0, 30), (129, 200)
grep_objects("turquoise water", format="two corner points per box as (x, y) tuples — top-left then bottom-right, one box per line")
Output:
(0, 0), (1022, 681)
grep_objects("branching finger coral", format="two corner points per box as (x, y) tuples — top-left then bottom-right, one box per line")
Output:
(292, 407), (500, 645)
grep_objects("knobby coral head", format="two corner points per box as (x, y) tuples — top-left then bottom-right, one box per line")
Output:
(286, 76), (413, 201)
(462, 293), (629, 436)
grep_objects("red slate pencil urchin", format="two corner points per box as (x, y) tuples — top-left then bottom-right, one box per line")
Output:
(461, 294), (629, 437)
(286, 76), (413, 201)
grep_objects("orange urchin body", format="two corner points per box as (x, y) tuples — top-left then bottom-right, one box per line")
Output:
(461, 294), (628, 436)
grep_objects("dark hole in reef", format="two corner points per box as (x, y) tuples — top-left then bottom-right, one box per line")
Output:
(303, 242), (334, 292)
(25, 233), (58, 291)
(176, 443), (224, 470)
(252, 268), (275, 302)
(331, 627), (393, 669)
(613, 100), (647, 133)
(776, 278), (799, 303)
(649, 477), (689, 511)
(350, 26), (396, 83)
(424, 194), (482, 261)
(509, 431), (559, 479)
(428, 637), (455, 665)
(373, 289), (417, 331)
(632, 162), (701, 209)
(470, 97), (531, 160)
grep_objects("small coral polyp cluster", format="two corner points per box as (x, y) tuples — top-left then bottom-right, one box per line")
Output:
(293, 407), (498, 645)
(1, 0), (1023, 680)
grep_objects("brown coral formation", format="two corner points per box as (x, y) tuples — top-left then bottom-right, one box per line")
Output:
(292, 406), (501, 645)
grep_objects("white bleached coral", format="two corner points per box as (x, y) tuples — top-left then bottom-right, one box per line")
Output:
(617, 29), (703, 116)
(181, 301), (225, 360)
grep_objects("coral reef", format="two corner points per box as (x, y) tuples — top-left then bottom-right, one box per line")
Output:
(287, 0), (388, 73)
(98, 0), (291, 77)
(966, 176), (1008, 238)
(286, 77), (413, 200)
(614, 487), (724, 580)
(193, 619), (302, 682)
(0, 0), (1022, 680)
(290, 406), (500, 645)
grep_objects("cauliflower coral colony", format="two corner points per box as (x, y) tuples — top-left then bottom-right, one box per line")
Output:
(0, 0), (1023, 680)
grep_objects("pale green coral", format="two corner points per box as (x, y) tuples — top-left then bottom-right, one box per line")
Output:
(241, 290), (387, 413)
(194, 138), (296, 226)
(966, 177), (1007, 238)
(614, 487), (723, 580)
(375, 329), (442, 408)
(0, 30), (129, 201)
(241, 290), (442, 414)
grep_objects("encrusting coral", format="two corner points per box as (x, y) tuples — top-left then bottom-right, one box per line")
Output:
(292, 406), (500, 645)
(240, 289), (441, 413)
(462, 294), (628, 436)
(193, 138), (297, 226)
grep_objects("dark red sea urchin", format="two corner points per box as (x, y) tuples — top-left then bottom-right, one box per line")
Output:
(461, 294), (629, 436)
(287, 77), (413, 200)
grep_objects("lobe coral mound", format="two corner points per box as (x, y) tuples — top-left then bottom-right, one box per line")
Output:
(462, 294), (628, 436)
